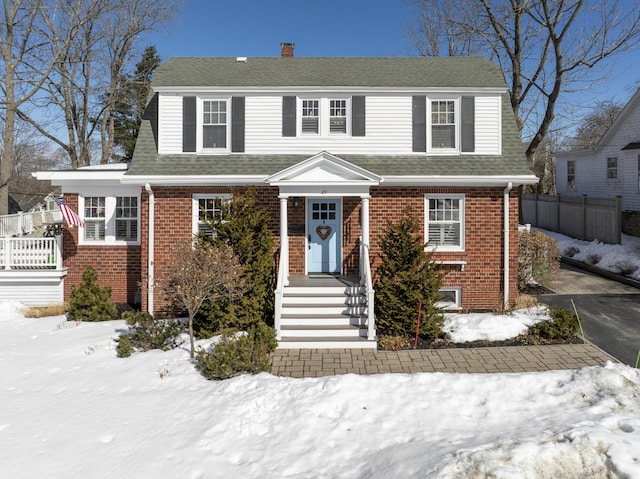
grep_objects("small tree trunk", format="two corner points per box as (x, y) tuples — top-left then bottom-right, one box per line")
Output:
(189, 314), (195, 359)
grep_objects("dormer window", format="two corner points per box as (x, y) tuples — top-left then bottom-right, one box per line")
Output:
(203, 100), (227, 149)
(302, 100), (319, 134)
(330, 99), (347, 134)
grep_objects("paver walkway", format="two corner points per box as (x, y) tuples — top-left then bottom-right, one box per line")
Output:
(271, 344), (617, 377)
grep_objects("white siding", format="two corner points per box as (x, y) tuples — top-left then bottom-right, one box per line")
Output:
(0, 271), (65, 306)
(244, 95), (413, 155)
(556, 95), (640, 212)
(158, 94), (183, 154)
(474, 95), (501, 155)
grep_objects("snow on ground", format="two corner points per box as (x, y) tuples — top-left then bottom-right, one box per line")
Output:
(539, 228), (640, 281)
(2, 302), (640, 479)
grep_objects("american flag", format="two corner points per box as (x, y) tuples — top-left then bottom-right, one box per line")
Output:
(54, 196), (85, 227)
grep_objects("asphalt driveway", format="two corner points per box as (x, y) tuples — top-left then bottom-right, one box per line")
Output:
(537, 262), (640, 366)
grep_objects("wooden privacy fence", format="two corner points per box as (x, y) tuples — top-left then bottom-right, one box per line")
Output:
(521, 194), (622, 244)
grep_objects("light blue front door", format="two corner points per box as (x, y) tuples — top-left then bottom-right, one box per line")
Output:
(307, 199), (341, 274)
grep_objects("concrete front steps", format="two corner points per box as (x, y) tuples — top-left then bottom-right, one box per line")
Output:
(278, 284), (377, 349)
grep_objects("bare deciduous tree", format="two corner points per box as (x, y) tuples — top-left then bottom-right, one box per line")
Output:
(15, 0), (176, 169)
(406, 0), (640, 164)
(166, 241), (247, 359)
(567, 100), (624, 150)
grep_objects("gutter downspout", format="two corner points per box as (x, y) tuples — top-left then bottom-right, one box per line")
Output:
(145, 183), (154, 314)
(503, 182), (513, 309)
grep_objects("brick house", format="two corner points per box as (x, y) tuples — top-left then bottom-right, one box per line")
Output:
(37, 44), (537, 348)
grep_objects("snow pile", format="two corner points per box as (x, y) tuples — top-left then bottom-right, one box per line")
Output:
(540, 228), (640, 280)
(444, 306), (549, 342)
(2, 305), (640, 478)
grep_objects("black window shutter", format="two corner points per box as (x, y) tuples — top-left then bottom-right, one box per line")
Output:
(461, 96), (475, 152)
(352, 96), (366, 136)
(282, 96), (296, 137)
(182, 96), (197, 152)
(231, 96), (245, 152)
(412, 96), (426, 152)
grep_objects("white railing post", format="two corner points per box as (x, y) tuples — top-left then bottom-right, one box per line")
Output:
(274, 195), (289, 339)
(55, 234), (63, 270)
(4, 237), (12, 270)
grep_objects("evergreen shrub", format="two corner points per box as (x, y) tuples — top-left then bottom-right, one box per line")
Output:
(195, 188), (275, 336)
(529, 307), (579, 339)
(195, 321), (277, 380)
(67, 266), (117, 322)
(116, 311), (183, 357)
(374, 208), (446, 339)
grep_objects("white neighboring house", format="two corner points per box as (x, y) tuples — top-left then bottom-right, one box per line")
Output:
(554, 88), (640, 212)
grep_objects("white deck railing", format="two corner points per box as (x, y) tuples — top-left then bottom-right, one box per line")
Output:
(274, 246), (287, 339)
(359, 240), (376, 341)
(0, 211), (40, 237)
(0, 236), (63, 270)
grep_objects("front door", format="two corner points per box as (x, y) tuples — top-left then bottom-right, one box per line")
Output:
(307, 199), (341, 274)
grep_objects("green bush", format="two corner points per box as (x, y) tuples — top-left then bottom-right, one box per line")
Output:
(195, 188), (275, 336)
(529, 307), (579, 339)
(374, 208), (446, 339)
(195, 321), (277, 380)
(116, 311), (183, 357)
(67, 266), (118, 322)
(518, 230), (560, 291)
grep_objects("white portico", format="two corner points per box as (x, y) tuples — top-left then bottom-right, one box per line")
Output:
(267, 152), (381, 348)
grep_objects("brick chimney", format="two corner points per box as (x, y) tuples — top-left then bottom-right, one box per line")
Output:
(280, 42), (295, 57)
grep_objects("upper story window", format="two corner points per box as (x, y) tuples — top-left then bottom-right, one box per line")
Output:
(80, 194), (140, 244)
(567, 160), (576, 189)
(607, 157), (617, 179)
(425, 194), (465, 251)
(431, 100), (456, 149)
(302, 100), (319, 134)
(330, 99), (347, 134)
(202, 100), (227, 149)
(192, 194), (232, 236)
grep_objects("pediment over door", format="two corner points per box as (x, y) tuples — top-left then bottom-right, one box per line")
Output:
(266, 152), (381, 197)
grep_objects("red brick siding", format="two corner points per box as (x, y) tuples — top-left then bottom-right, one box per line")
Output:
(78, 185), (521, 313)
(61, 194), (141, 305)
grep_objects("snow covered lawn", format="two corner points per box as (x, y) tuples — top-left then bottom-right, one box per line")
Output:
(2, 301), (640, 478)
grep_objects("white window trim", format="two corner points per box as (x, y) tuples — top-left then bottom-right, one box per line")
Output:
(192, 193), (232, 236)
(437, 287), (462, 310)
(297, 96), (352, 136)
(425, 193), (465, 252)
(78, 193), (141, 246)
(197, 96), (231, 154)
(427, 96), (460, 155)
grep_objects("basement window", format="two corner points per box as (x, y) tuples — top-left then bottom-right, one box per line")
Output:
(437, 287), (462, 310)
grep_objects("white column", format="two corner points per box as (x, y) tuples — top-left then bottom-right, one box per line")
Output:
(360, 195), (370, 249)
(279, 195), (289, 286)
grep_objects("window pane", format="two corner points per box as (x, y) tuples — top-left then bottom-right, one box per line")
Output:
(432, 125), (455, 148)
(428, 196), (462, 248)
(203, 125), (226, 148)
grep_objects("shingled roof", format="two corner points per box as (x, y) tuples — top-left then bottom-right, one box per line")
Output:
(152, 56), (508, 89)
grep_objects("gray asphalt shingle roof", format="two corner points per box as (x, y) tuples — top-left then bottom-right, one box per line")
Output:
(127, 56), (532, 180)
(153, 56), (508, 89)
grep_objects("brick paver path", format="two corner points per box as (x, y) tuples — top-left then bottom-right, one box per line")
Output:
(271, 344), (616, 377)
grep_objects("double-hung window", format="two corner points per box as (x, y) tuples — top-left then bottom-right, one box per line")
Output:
(329, 99), (347, 134)
(302, 100), (319, 134)
(116, 197), (138, 241)
(192, 194), (231, 237)
(202, 100), (227, 149)
(425, 194), (465, 251)
(431, 100), (456, 149)
(607, 157), (617, 179)
(567, 160), (576, 189)
(80, 193), (140, 244)
(84, 196), (106, 241)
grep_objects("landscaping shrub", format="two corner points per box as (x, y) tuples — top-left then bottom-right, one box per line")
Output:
(528, 307), (579, 339)
(195, 188), (275, 336)
(564, 246), (580, 257)
(613, 260), (638, 276)
(374, 208), (446, 339)
(518, 229), (560, 291)
(67, 266), (117, 322)
(116, 311), (183, 357)
(586, 253), (601, 265)
(195, 321), (277, 380)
